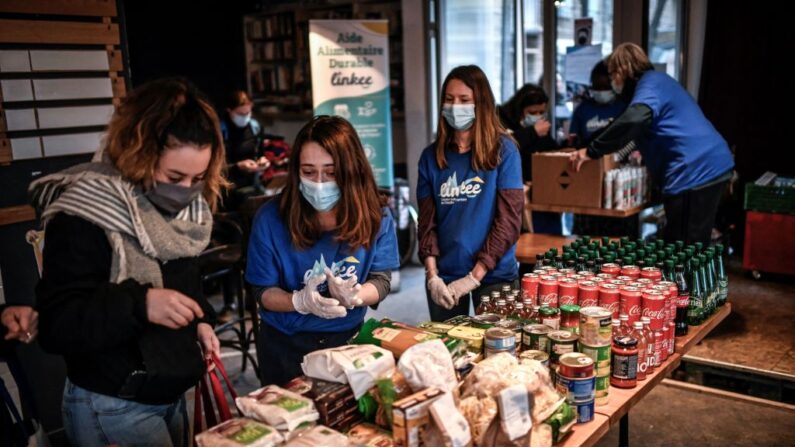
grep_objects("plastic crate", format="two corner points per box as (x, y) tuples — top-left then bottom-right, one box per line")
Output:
(744, 173), (795, 214)
(743, 211), (795, 276)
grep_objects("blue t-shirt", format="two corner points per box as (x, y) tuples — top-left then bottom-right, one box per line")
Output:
(631, 71), (734, 195)
(569, 98), (627, 143)
(245, 200), (400, 335)
(417, 136), (523, 284)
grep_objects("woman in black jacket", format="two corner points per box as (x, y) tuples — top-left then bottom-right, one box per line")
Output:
(31, 78), (226, 447)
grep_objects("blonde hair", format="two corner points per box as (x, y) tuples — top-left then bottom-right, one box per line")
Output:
(435, 65), (511, 171)
(104, 78), (229, 210)
(608, 43), (654, 82)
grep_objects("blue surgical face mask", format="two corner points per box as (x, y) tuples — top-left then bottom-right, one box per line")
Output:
(591, 89), (616, 104)
(231, 112), (251, 128)
(521, 113), (545, 128)
(442, 103), (476, 130)
(611, 80), (623, 95)
(299, 178), (340, 212)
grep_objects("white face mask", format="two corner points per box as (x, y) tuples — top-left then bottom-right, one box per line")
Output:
(442, 103), (476, 130)
(299, 178), (340, 212)
(591, 90), (616, 104)
(611, 80), (623, 95)
(521, 113), (545, 128)
(231, 112), (251, 128)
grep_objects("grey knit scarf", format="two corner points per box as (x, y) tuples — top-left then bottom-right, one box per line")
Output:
(29, 158), (212, 288)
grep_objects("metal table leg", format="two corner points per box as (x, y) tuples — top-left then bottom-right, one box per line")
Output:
(619, 413), (629, 447)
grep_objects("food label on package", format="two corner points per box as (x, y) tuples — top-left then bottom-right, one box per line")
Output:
(430, 392), (471, 447)
(373, 327), (401, 342)
(340, 345), (386, 370)
(497, 384), (533, 441)
(273, 396), (309, 413)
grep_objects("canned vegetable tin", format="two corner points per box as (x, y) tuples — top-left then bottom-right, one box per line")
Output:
(548, 330), (579, 365)
(484, 327), (516, 350)
(519, 349), (550, 367)
(579, 306), (613, 346)
(558, 352), (595, 378)
(579, 342), (612, 376)
(522, 324), (554, 352)
(560, 304), (581, 334)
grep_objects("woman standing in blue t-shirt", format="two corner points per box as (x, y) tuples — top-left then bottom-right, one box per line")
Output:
(570, 43), (734, 245)
(246, 116), (399, 386)
(418, 65), (524, 322)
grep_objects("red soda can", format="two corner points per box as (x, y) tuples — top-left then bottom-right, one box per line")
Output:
(610, 279), (627, 287)
(577, 271), (594, 277)
(620, 287), (643, 325)
(559, 268), (576, 275)
(668, 321), (676, 355)
(596, 273), (613, 280)
(578, 281), (599, 308)
(521, 273), (540, 307)
(660, 325), (670, 361)
(550, 272), (566, 279)
(635, 278), (653, 286)
(589, 276), (606, 284)
(601, 263), (621, 276)
(616, 275), (633, 282)
(651, 285), (672, 321)
(658, 281), (678, 320)
(640, 267), (662, 282)
(653, 330), (664, 366)
(539, 275), (559, 308)
(620, 265), (641, 280)
(642, 291), (666, 330)
(599, 283), (621, 318)
(541, 266), (557, 272)
(558, 278), (579, 306)
(568, 274), (583, 280)
(533, 269), (547, 275)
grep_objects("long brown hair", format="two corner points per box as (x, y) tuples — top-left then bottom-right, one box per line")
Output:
(104, 77), (229, 210)
(608, 43), (654, 83)
(280, 116), (382, 250)
(435, 65), (510, 171)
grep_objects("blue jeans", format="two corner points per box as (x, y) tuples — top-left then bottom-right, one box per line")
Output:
(62, 379), (188, 447)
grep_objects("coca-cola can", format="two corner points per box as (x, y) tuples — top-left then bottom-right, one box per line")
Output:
(568, 274), (583, 281)
(651, 285), (672, 322)
(578, 281), (599, 308)
(616, 275), (633, 282)
(610, 279), (627, 287)
(558, 279), (579, 306)
(599, 284), (621, 319)
(620, 287), (643, 325)
(559, 268), (576, 275)
(589, 276), (606, 284)
(539, 275), (559, 308)
(600, 263), (621, 276)
(658, 281), (678, 318)
(541, 266), (558, 272)
(635, 278), (654, 286)
(533, 269), (547, 275)
(653, 330), (664, 366)
(620, 266), (641, 280)
(642, 291), (666, 330)
(667, 321), (676, 355)
(660, 325), (670, 361)
(596, 273), (613, 280)
(577, 271), (594, 277)
(522, 273), (540, 307)
(550, 272), (566, 279)
(640, 267), (662, 282)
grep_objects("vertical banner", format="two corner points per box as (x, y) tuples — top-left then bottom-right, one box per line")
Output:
(309, 20), (393, 188)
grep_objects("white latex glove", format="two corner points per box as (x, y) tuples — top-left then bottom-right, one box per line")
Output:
(447, 273), (481, 301)
(427, 275), (455, 310)
(324, 267), (362, 308)
(292, 273), (347, 319)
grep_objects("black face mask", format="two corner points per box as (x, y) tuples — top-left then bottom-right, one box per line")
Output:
(145, 181), (205, 214)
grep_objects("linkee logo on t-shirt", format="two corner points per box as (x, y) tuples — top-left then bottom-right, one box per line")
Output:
(586, 115), (612, 132)
(438, 172), (484, 205)
(302, 253), (359, 289)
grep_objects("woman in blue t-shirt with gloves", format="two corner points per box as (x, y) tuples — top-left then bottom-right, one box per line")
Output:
(570, 43), (734, 245)
(246, 116), (399, 386)
(418, 65), (524, 322)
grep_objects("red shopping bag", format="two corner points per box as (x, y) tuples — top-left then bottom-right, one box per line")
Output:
(192, 353), (240, 437)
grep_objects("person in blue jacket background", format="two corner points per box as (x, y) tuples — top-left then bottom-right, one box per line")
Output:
(570, 43), (734, 245)
(246, 115), (399, 386)
(568, 59), (627, 147)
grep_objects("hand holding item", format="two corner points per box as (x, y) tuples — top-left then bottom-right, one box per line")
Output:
(196, 322), (220, 364)
(446, 273), (481, 301)
(569, 148), (591, 172)
(292, 273), (347, 319)
(427, 275), (455, 310)
(146, 288), (205, 329)
(237, 159), (260, 173)
(256, 156), (271, 170)
(323, 267), (363, 308)
(1, 305), (38, 343)
(535, 119), (551, 137)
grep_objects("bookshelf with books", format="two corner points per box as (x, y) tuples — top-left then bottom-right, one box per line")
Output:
(243, 1), (403, 119)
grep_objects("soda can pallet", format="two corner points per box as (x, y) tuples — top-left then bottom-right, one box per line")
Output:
(556, 303), (731, 446)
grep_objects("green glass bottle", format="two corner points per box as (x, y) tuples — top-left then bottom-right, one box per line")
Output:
(715, 244), (728, 306)
(675, 240), (684, 252)
(664, 260), (675, 282)
(602, 236), (610, 247)
(694, 242), (704, 254)
(688, 258), (704, 326)
(697, 254), (712, 318)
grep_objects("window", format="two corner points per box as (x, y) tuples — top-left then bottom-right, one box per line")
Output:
(522, 0), (544, 86)
(648, 0), (683, 80)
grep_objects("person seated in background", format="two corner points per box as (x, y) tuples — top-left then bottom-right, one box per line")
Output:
(499, 84), (562, 234)
(568, 60), (627, 147)
(220, 90), (269, 212)
(31, 78), (223, 447)
(246, 115), (399, 386)
(259, 135), (291, 191)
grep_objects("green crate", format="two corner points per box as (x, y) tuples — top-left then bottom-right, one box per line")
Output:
(744, 174), (795, 214)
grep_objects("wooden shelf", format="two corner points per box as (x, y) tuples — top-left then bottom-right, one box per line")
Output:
(527, 202), (650, 218)
(515, 233), (577, 264)
(674, 303), (732, 353)
(0, 205), (36, 227)
(557, 413), (611, 447)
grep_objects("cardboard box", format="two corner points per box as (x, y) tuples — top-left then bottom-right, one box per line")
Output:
(532, 150), (617, 208)
(392, 388), (444, 447)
